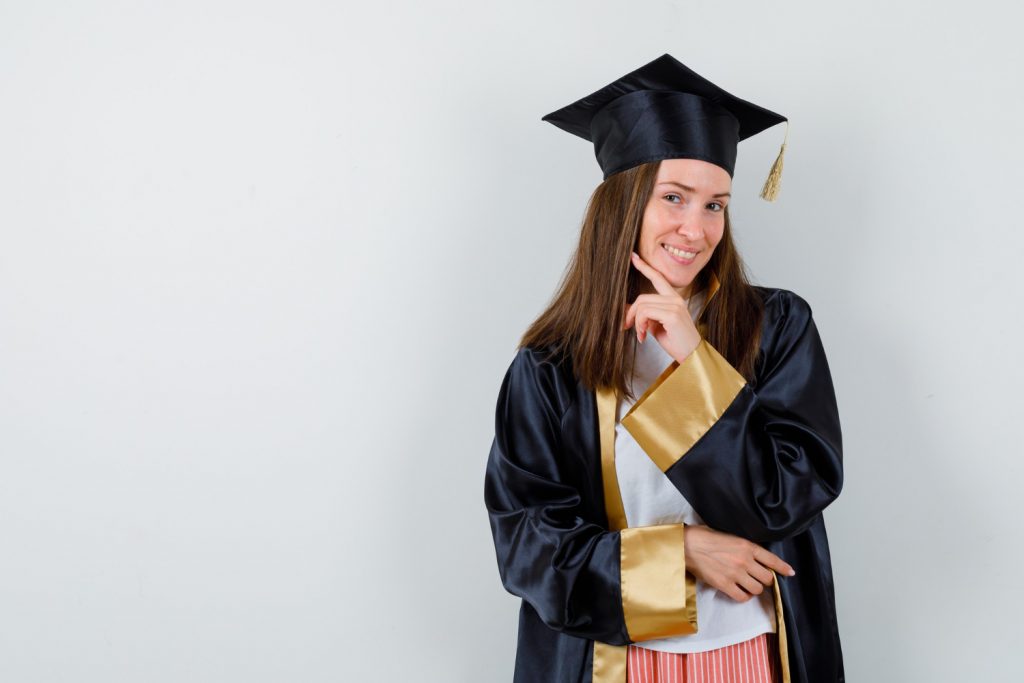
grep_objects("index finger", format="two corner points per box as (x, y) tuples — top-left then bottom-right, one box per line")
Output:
(753, 547), (796, 577)
(630, 251), (682, 299)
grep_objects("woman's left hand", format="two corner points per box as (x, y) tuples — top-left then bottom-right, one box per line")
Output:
(622, 250), (702, 364)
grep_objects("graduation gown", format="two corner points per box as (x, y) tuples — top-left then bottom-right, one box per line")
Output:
(483, 281), (845, 683)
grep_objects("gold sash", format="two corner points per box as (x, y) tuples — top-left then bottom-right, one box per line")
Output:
(590, 378), (790, 683)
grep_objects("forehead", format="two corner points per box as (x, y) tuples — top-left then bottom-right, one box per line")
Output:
(656, 158), (731, 191)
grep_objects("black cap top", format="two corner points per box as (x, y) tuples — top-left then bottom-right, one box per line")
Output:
(542, 53), (787, 182)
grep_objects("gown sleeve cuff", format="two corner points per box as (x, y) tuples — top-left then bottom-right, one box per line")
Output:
(620, 338), (747, 472)
(620, 523), (698, 641)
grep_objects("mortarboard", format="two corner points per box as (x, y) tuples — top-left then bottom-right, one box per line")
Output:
(541, 53), (789, 201)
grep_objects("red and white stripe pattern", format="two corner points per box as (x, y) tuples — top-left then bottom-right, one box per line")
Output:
(626, 632), (779, 683)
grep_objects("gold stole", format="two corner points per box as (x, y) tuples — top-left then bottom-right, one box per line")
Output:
(589, 382), (791, 683)
(591, 386), (629, 681)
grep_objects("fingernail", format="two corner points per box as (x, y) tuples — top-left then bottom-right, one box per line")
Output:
(787, 569), (796, 576)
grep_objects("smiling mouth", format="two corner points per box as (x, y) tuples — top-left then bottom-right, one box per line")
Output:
(662, 243), (698, 259)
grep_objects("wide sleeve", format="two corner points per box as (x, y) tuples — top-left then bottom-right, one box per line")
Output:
(620, 290), (843, 544)
(484, 348), (698, 644)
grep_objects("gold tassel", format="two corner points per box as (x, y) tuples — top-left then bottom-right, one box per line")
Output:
(759, 120), (789, 202)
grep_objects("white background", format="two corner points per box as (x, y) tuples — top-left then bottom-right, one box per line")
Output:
(1, 1), (1021, 681)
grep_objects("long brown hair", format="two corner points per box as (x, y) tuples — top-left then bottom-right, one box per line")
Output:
(519, 159), (764, 400)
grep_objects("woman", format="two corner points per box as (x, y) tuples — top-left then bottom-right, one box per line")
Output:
(483, 54), (844, 683)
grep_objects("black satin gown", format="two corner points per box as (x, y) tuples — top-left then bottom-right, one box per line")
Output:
(484, 286), (845, 683)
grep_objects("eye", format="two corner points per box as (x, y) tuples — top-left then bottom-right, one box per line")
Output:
(664, 193), (682, 203)
(707, 201), (725, 212)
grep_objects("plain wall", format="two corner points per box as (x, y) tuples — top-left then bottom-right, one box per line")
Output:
(1, 1), (1021, 680)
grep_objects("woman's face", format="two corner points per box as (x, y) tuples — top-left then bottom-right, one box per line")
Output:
(636, 158), (730, 298)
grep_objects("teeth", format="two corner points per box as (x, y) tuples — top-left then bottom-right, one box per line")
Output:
(663, 244), (697, 259)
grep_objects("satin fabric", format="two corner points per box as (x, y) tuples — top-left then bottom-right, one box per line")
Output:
(621, 337), (748, 472)
(484, 286), (845, 683)
(540, 54), (787, 180)
(591, 90), (740, 179)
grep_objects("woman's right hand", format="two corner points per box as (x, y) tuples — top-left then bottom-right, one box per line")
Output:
(683, 524), (795, 603)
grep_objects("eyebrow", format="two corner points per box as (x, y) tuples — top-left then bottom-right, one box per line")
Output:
(658, 181), (731, 198)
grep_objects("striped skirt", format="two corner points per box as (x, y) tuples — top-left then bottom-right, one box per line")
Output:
(626, 632), (780, 683)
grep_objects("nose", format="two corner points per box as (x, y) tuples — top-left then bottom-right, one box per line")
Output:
(675, 210), (706, 242)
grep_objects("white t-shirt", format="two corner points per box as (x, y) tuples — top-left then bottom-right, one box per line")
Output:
(614, 290), (776, 653)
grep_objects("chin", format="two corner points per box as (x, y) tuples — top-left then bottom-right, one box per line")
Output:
(671, 277), (696, 290)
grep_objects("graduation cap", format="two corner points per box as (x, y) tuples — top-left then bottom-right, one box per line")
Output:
(541, 53), (789, 201)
